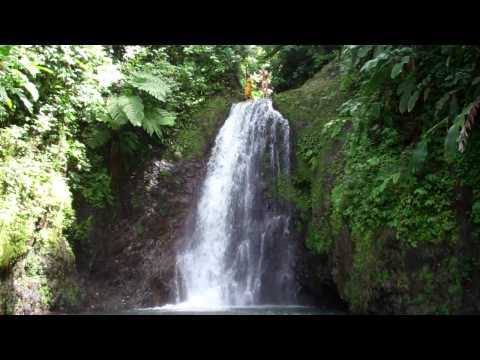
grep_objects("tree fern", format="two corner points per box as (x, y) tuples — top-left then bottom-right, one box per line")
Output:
(142, 108), (176, 137)
(84, 125), (112, 149)
(106, 95), (144, 128)
(106, 96), (128, 129)
(128, 71), (170, 102)
(118, 95), (144, 127)
(119, 131), (140, 155)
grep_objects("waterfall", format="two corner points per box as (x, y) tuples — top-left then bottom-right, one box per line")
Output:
(174, 99), (297, 308)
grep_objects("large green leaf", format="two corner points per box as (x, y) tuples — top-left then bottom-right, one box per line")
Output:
(18, 94), (33, 113)
(444, 118), (462, 161)
(0, 45), (12, 59)
(391, 56), (410, 79)
(22, 80), (39, 102)
(118, 95), (144, 127)
(397, 75), (416, 114)
(407, 89), (421, 112)
(106, 95), (145, 128)
(106, 96), (128, 129)
(84, 126), (112, 149)
(0, 86), (13, 110)
(399, 92), (410, 114)
(357, 45), (373, 59)
(142, 108), (176, 137)
(360, 58), (380, 73)
(128, 71), (170, 102)
(396, 74), (416, 96)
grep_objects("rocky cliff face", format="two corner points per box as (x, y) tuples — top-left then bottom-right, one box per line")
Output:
(274, 61), (480, 314)
(273, 61), (351, 310)
(0, 239), (79, 314)
(81, 158), (207, 312)
(76, 92), (242, 313)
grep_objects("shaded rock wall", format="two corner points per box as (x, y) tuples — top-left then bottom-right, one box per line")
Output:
(77, 92), (242, 313)
(273, 61), (350, 310)
(274, 60), (480, 314)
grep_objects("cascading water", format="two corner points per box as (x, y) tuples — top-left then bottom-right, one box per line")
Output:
(174, 99), (298, 308)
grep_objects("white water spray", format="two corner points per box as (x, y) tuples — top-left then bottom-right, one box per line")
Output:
(173, 99), (297, 308)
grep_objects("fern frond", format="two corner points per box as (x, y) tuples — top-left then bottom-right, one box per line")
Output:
(119, 131), (140, 155)
(84, 125), (112, 149)
(107, 95), (144, 128)
(118, 95), (144, 127)
(106, 96), (128, 129)
(142, 108), (176, 137)
(128, 71), (170, 102)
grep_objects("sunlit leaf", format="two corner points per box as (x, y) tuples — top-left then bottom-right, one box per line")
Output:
(128, 71), (170, 102)
(357, 45), (373, 59)
(106, 96), (128, 129)
(33, 64), (54, 74)
(84, 126), (112, 149)
(18, 94), (33, 113)
(408, 90), (420, 112)
(444, 118), (462, 161)
(142, 108), (176, 137)
(391, 56), (410, 79)
(118, 95), (144, 127)
(22, 80), (39, 102)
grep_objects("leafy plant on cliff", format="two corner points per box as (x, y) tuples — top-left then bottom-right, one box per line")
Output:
(326, 45), (480, 313)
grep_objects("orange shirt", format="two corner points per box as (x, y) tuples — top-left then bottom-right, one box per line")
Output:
(244, 79), (253, 98)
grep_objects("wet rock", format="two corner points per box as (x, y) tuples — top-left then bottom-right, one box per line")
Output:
(78, 156), (211, 312)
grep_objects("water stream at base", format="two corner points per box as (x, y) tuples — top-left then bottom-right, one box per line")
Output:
(115, 305), (342, 315)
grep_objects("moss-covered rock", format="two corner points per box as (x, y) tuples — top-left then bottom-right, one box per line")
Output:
(171, 90), (243, 160)
(274, 60), (350, 255)
(0, 128), (81, 314)
(274, 59), (479, 314)
(273, 60), (351, 308)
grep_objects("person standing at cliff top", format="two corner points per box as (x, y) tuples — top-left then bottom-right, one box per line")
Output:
(260, 69), (272, 98)
(244, 73), (253, 100)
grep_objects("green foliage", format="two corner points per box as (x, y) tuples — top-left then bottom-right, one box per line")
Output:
(114, 95), (145, 127)
(0, 125), (74, 268)
(0, 44), (253, 313)
(102, 71), (175, 138)
(328, 45), (480, 312)
(128, 70), (170, 102)
(77, 168), (114, 209)
(0, 46), (111, 313)
(342, 45), (480, 166)
(172, 94), (239, 159)
(275, 46), (480, 313)
(142, 108), (176, 137)
(472, 201), (480, 225)
(262, 45), (340, 92)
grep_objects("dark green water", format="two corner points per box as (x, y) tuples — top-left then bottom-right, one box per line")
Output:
(106, 305), (344, 315)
